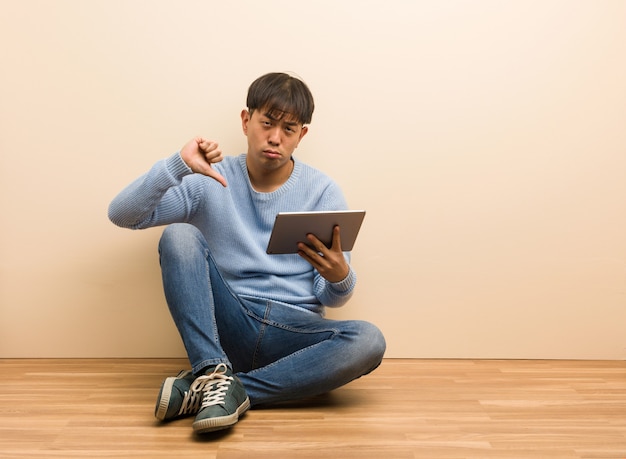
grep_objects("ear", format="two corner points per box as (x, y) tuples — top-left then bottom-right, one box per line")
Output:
(241, 109), (250, 134)
(296, 125), (308, 147)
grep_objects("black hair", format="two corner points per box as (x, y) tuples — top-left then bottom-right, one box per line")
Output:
(246, 72), (314, 125)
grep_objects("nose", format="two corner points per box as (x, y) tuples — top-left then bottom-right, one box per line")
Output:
(267, 126), (281, 146)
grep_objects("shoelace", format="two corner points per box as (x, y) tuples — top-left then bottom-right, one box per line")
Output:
(188, 363), (233, 411)
(177, 386), (204, 416)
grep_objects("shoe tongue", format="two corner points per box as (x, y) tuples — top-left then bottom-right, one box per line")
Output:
(191, 373), (216, 390)
(205, 363), (230, 377)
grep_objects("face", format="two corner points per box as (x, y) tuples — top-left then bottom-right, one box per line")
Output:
(241, 107), (308, 175)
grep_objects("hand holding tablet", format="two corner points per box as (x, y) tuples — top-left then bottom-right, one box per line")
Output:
(266, 210), (366, 255)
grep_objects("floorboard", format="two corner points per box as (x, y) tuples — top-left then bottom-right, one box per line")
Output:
(1, 358), (625, 458)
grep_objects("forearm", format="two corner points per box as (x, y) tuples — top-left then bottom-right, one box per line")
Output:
(314, 266), (357, 308)
(108, 153), (193, 229)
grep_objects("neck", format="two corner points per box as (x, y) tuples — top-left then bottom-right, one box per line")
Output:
(248, 158), (294, 192)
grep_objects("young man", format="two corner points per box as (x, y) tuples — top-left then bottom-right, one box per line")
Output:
(108, 72), (386, 434)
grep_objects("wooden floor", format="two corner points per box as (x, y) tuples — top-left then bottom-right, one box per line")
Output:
(1, 359), (625, 459)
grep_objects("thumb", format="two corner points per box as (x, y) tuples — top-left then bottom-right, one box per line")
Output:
(188, 158), (228, 187)
(204, 167), (228, 187)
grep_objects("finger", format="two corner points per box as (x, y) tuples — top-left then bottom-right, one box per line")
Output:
(205, 149), (223, 165)
(195, 137), (210, 153)
(330, 225), (342, 251)
(298, 240), (322, 262)
(297, 242), (314, 258)
(306, 234), (328, 254)
(196, 137), (213, 150)
(197, 138), (220, 156)
(199, 141), (224, 165)
(297, 246), (325, 271)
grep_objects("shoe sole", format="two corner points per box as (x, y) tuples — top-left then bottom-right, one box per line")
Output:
(192, 397), (251, 434)
(154, 376), (177, 421)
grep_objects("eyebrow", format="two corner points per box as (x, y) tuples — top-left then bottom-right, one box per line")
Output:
(262, 110), (301, 126)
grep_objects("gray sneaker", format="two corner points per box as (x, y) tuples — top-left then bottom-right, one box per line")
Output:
(192, 363), (250, 434)
(154, 370), (202, 421)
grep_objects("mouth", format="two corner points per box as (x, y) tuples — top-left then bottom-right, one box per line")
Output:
(263, 149), (282, 159)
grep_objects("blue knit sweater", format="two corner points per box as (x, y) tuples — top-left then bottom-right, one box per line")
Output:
(108, 153), (356, 314)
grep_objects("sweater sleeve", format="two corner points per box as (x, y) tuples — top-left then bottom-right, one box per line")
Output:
(313, 258), (357, 308)
(306, 177), (358, 308)
(108, 153), (195, 229)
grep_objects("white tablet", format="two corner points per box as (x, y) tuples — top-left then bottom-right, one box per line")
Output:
(266, 210), (366, 254)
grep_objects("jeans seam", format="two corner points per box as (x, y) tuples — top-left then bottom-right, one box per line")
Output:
(205, 247), (227, 367)
(245, 335), (337, 378)
(251, 302), (271, 369)
(243, 301), (338, 335)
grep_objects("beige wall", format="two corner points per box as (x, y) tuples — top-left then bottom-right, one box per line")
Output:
(1, 0), (625, 359)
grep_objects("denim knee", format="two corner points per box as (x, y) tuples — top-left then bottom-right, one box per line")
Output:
(359, 321), (386, 370)
(158, 223), (206, 261)
(343, 320), (386, 376)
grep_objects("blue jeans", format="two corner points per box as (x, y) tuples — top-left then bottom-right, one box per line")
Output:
(158, 223), (386, 406)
